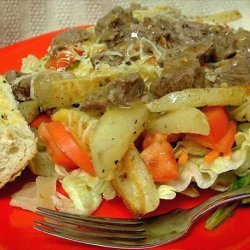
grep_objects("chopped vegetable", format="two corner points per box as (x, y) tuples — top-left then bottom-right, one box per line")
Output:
(141, 132), (178, 182)
(205, 174), (250, 230)
(89, 105), (148, 180)
(45, 50), (75, 71)
(62, 175), (102, 215)
(142, 132), (167, 149)
(19, 100), (39, 123)
(195, 10), (242, 24)
(29, 152), (57, 177)
(39, 122), (95, 175)
(148, 108), (210, 135)
(147, 86), (250, 113)
(30, 114), (51, 128)
(204, 150), (220, 164)
(178, 150), (189, 165)
(187, 121), (236, 154)
(38, 122), (77, 169)
(52, 108), (98, 151)
(33, 74), (101, 111)
(167, 133), (183, 143)
(205, 201), (240, 230)
(201, 106), (229, 143)
(111, 145), (159, 216)
(229, 174), (250, 191)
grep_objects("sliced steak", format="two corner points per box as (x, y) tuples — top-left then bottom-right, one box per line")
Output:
(234, 29), (250, 53)
(95, 7), (137, 47)
(150, 57), (206, 97)
(4, 70), (31, 101)
(90, 52), (124, 67)
(205, 53), (250, 85)
(81, 73), (144, 112)
(150, 44), (215, 97)
(50, 29), (90, 55)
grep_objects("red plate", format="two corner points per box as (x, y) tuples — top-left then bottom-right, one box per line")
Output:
(0, 29), (250, 250)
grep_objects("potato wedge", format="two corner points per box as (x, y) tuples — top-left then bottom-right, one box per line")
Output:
(52, 108), (98, 150)
(19, 100), (39, 123)
(34, 76), (100, 111)
(89, 105), (148, 180)
(148, 108), (210, 135)
(111, 145), (159, 217)
(148, 86), (250, 112)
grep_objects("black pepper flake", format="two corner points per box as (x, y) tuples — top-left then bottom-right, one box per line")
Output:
(1, 114), (7, 120)
(142, 122), (145, 127)
(134, 120), (137, 124)
(133, 131), (136, 134)
(114, 160), (118, 165)
(112, 138), (114, 140)
(72, 103), (80, 108)
(3, 80), (7, 83)
(102, 169), (105, 173)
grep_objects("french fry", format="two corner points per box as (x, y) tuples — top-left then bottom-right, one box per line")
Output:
(89, 105), (148, 180)
(111, 145), (159, 217)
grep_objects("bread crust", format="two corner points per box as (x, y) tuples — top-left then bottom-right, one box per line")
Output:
(0, 146), (37, 189)
(0, 76), (37, 189)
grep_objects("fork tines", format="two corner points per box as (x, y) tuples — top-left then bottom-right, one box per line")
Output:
(34, 207), (147, 247)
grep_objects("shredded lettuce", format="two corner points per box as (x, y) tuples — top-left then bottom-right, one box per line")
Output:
(230, 98), (250, 122)
(158, 126), (250, 200)
(205, 174), (250, 230)
(10, 176), (57, 212)
(21, 55), (47, 74)
(62, 175), (103, 215)
(29, 152), (58, 177)
(61, 169), (115, 215)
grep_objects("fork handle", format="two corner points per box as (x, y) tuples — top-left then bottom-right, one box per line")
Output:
(190, 185), (250, 221)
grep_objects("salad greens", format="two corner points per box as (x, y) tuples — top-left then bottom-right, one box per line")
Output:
(205, 174), (250, 230)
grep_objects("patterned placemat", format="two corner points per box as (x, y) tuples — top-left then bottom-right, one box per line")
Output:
(0, 0), (249, 47)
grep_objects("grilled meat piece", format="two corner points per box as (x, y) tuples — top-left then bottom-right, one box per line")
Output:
(95, 7), (138, 47)
(81, 73), (145, 112)
(49, 29), (90, 55)
(90, 52), (124, 67)
(4, 70), (31, 101)
(150, 44), (215, 97)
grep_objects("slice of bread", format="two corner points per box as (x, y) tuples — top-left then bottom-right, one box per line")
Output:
(0, 76), (37, 189)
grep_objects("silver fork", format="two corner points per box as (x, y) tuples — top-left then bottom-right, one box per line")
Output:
(34, 185), (250, 249)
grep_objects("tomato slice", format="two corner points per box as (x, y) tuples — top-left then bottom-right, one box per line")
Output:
(38, 123), (76, 169)
(142, 132), (167, 149)
(45, 51), (75, 70)
(40, 121), (95, 175)
(30, 114), (51, 128)
(187, 121), (236, 154)
(141, 132), (178, 182)
(200, 106), (230, 143)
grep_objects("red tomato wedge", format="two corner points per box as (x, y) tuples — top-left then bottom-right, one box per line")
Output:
(142, 132), (167, 149)
(196, 106), (230, 144)
(38, 122), (95, 175)
(38, 123), (76, 169)
(30, 114), (51, 128)
(187, 121), (236, 154)
(45, 50), (75, 70)
(141, 133), (178, 182)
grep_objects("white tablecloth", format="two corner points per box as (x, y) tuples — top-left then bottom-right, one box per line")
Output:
(0, 0), (250, 48)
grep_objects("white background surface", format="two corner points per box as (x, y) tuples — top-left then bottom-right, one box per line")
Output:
(0, 0), (250, 48)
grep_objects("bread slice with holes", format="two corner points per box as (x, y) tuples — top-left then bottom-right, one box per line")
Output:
(0, 75), (37, 189)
